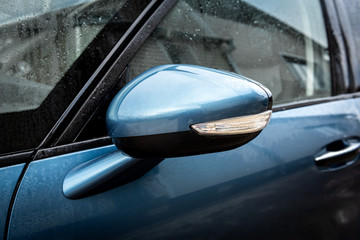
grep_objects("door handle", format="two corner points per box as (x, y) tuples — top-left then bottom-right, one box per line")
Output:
(315, 140), (360, 169)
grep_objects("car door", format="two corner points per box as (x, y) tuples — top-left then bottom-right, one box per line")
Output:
(3, 0), (360, 239)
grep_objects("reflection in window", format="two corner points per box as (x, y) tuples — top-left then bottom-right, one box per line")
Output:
(129, 0), (331, 104)
(0, 0), (124, 113)
(283, 55), (329, 97)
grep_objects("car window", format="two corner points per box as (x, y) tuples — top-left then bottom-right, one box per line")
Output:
(0, 0), (119, 114)
(0, 0), (150, 154)
(128, 0), (331, 105)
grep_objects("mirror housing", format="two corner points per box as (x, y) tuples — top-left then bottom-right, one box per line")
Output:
(107, 65), (272, 158)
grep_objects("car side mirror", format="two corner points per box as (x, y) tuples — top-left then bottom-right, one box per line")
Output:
(63, 64), (272, 199)
(107, 64), (272, 158)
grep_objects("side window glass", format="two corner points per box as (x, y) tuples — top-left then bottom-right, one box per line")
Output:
(0, 0), (150, 154)
(128, 0), (331, 105)
(0, 1), (114, 114)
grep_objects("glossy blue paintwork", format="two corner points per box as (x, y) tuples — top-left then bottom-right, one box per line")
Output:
(7, 146), (117, 239)
(63, 151), (140, 199)
(8, 98), (360, 239)
(107, 64), (270, 138)
(0, 164), (24, 238)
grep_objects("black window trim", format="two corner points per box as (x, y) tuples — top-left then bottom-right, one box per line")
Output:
(322, 0), (351, 95)
(333, 0), (360, 91)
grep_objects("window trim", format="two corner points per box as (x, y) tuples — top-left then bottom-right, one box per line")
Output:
(333, 0), (360, 91)
(321, 0), (351, 94)
(273, 92), (360, 112)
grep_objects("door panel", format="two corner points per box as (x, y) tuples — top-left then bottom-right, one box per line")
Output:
(8, 98), (360, 239)
(0, 164), (24, 238)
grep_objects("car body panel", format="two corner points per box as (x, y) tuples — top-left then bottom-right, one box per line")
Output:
(8, 98), (360, 239)
(0, 164), (24, 236)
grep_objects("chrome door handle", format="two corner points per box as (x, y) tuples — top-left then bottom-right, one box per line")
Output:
(315, 141), (360, 168)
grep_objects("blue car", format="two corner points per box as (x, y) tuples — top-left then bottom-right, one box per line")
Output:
(1, 0), (360, 239)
